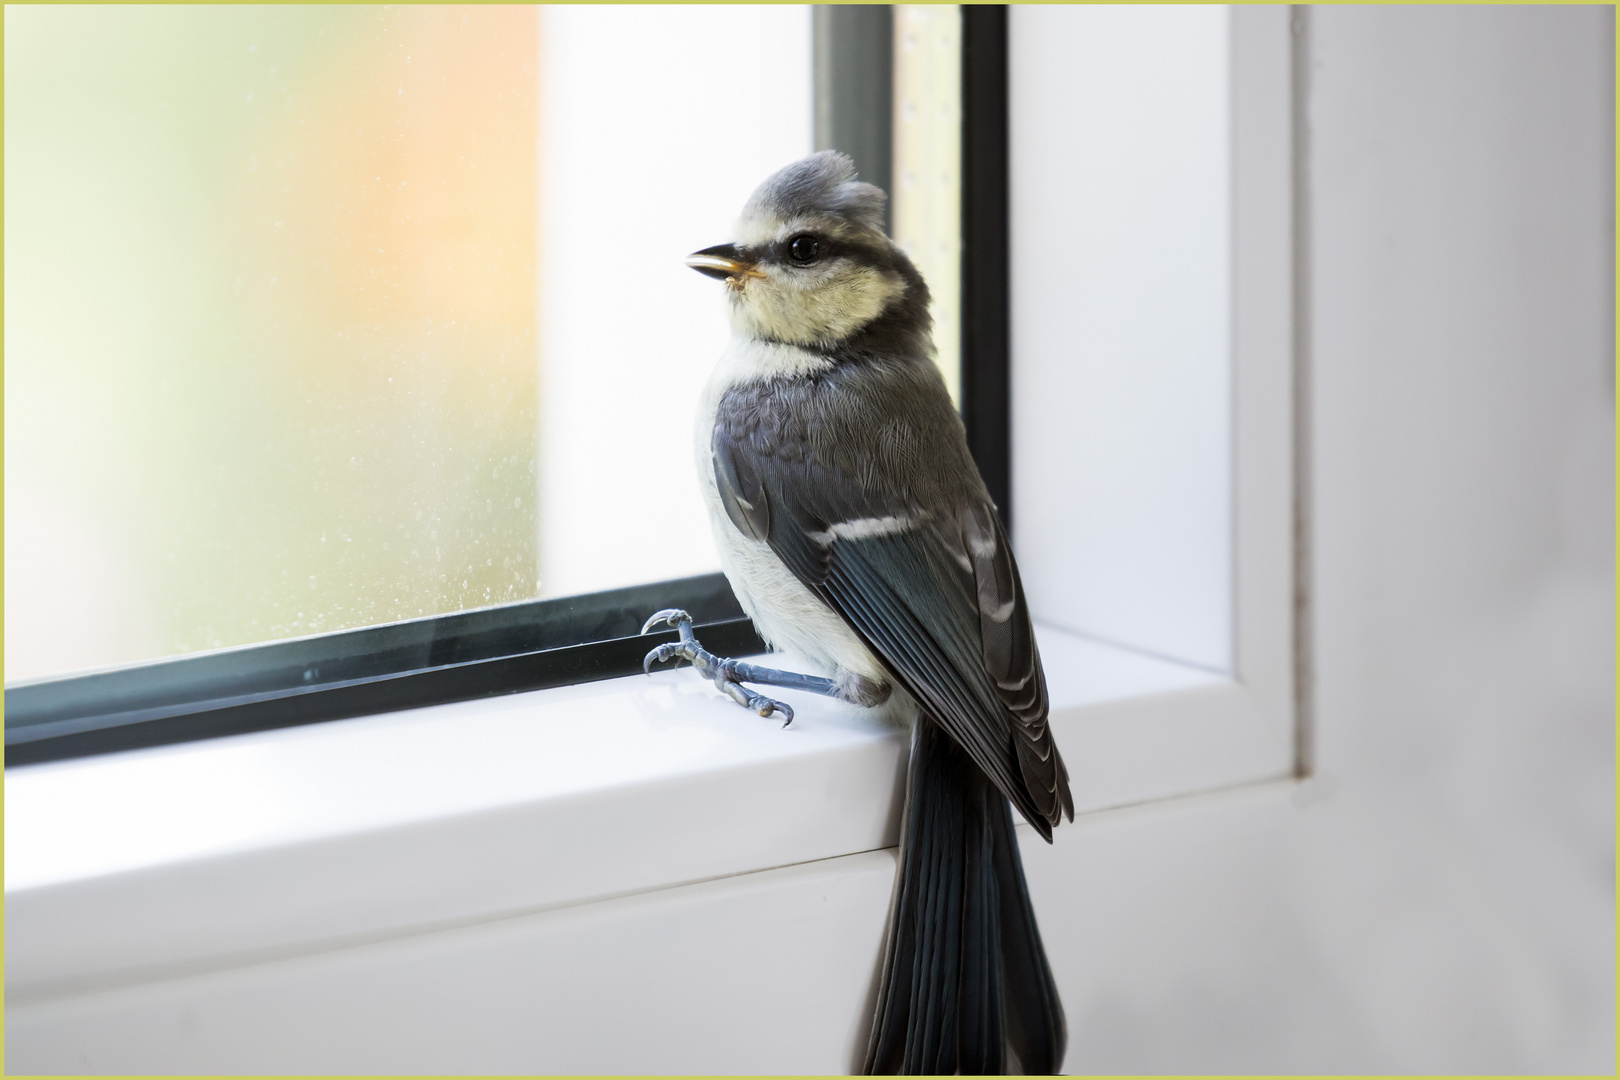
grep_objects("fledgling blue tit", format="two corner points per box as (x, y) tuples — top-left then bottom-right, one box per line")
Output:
(642, 151), (1072, 1076)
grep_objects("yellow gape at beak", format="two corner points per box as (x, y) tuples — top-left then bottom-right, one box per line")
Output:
(686, 243), (761, 287)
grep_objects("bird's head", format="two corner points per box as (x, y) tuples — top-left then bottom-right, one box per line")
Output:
(687, 151), (927, 353)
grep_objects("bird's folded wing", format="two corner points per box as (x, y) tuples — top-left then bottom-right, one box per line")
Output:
(714, 432), (1073, 836)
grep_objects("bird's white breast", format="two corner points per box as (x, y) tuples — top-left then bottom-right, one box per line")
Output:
(694, 335), (887, 683)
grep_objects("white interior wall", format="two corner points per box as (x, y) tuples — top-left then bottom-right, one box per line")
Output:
(1010, 6), (1234, 673)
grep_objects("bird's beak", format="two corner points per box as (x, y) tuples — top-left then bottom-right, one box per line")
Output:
(686, 243), (758, 283)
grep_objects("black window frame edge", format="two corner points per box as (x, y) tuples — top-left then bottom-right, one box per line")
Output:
(4, 574), (765, 767)
(3, 6), (1012, 768)
(961, 5), (1012, 528)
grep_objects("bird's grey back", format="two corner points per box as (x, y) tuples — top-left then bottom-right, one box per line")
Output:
(714, 353), (983, 525)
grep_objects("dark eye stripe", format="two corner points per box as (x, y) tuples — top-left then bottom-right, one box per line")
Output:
(789, 234), (820, 265)
(751, 233), (901, 274)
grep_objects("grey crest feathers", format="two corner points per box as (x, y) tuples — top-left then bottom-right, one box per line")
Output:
(740, 150), (888, 238)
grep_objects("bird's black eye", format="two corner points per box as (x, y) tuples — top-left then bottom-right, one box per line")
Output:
(787, 234), (821, 266)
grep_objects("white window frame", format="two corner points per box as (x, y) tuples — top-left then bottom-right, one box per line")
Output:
(1028, 6), (1298, 814)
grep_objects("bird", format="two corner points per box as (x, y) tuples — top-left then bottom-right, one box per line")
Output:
(640, 150), (1073, 1075)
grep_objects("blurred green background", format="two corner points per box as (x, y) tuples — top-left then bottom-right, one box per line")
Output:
(5, 5), (541, 680)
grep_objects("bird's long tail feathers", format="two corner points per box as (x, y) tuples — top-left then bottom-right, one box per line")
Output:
(863, 716), (1066, 1075)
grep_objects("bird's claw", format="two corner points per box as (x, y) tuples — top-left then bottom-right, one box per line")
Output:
(641, 641), (682, 675)
(719, 674), (794, 727)
(640, 608), (691, 637)
(715, 673), (793, 727)
(639, 609), (793, 727)
(641, 609), (696, 674)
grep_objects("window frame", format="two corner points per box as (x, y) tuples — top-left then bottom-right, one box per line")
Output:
(3, 573), (764, 766)
(1006, 3), (1299, 809)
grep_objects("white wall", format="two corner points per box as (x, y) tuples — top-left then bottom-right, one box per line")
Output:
(1011, 5), (1234, 674)
(1021, 6), (1615, 1070)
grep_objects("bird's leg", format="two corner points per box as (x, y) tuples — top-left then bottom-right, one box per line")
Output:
(640, 609), (803, 725)
(639, 609), (890, 727)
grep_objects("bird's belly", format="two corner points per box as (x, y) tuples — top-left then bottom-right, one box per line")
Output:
(707, 511), (884, 681)
(693, 374), (883, 682)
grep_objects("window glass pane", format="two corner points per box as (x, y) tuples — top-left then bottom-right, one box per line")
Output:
(892, 5), (962, 406)
(536, 6), (811, 598)
(4, 5), (811, 682)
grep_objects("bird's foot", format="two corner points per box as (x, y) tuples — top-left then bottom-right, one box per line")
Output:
(640, 609), (795, 726)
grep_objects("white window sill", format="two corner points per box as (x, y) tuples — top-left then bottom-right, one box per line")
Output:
(4, 621), (1288, 1004)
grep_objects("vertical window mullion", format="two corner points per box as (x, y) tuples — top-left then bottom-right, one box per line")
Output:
(961, 6), (1012, 529)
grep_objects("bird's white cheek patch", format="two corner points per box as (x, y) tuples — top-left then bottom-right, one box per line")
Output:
(806, 267), (906, 341)
(737, 266), (906, 347)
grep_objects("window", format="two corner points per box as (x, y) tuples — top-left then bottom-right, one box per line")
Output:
(534, 6), (810, 598)
(7, 5), (960, 762)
